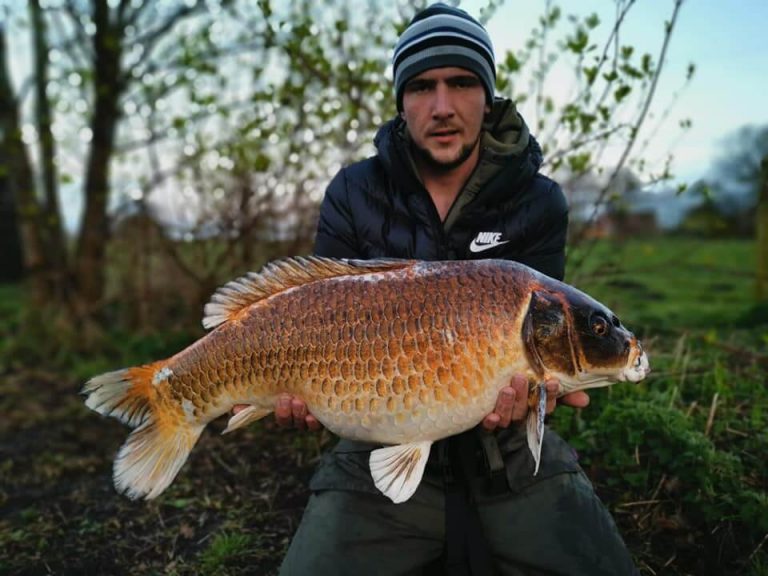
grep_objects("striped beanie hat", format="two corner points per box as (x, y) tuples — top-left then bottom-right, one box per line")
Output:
(392, 3), (496, 111)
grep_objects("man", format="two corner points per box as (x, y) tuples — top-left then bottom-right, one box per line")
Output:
(255, 4), (637, 574)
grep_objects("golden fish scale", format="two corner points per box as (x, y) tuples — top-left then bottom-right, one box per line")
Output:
(164, 264), (531, 443)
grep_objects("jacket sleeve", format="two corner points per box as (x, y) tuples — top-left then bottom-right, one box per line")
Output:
(515, 180), (568, 281)
(313, 168), (364, 259)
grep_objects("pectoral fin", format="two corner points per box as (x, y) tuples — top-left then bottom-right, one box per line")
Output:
(526, 383), (547, 475)
(222, 405), (271, 434)
(369, 441), (433, 504)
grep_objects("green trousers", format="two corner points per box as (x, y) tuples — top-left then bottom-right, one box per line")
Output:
(280, 429), (638, 576)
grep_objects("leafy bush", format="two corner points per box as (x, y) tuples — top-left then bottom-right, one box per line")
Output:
(585, 398), (767, 532)
(0, 282), (200, 379)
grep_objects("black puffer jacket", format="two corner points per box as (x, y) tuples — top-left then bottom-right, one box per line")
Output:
(314, 98), (568, 280)
(309, 100), (579, 498)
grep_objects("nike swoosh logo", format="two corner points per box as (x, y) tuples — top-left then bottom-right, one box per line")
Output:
(469, 239), (510, 253)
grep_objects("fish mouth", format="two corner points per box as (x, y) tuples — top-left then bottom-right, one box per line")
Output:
(558, 345), (650, 394)
(557, 372), (623, 396)
(621, 349), (650, 383)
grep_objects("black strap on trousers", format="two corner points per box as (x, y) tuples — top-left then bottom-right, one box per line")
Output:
(441, 432), (498, 576)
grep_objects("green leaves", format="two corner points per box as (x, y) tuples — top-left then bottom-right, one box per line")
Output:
(567, 152), (591, 174)
(545, 5), (562, 27)
(503, 51), (521, 73)
(641, 53), (654, 75)
(583, 65), (598, 86)
(565, 26), (589, 54)
(619, 63), (643, 79)
(614, 84), (631, 102)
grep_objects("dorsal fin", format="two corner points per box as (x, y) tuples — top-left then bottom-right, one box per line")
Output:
(202, 256), (414, 329)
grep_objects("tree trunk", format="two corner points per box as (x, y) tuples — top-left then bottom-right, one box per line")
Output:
(29, 0), (70, 298)
(0, 23), (49, 301)
(74, 0), (124, 308)
(0, 173), (24, 283)
(757, 156), (768, 302)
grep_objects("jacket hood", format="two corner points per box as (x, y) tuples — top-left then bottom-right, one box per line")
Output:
(482, 98), (540, 164)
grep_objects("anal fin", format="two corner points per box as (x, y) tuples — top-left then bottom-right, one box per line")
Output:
(222, 405), (271, 434)
(369, 441), (432, 504)
(526, 383), (547, 475)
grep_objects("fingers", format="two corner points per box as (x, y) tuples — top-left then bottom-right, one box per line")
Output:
(305, 414), (323, 432)
(481, 412), (501, 432)
(559, 390), (590, 408)
(495, 386), (516, 428)
(274, 394), (294, 428)
(481, 375), (528, 432)
(273, 394), (322, 431)
(481, 375), (588, 434)
(481, 384), (516, 432)
(509, 374), (528, 422)
(292, 397), (308, 431)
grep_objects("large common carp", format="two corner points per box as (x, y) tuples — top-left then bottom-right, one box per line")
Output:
(83, 257), (649, 503)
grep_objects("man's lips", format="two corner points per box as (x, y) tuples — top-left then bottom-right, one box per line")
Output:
(430, 128), (459, 136)
(429, 129), (460, 142)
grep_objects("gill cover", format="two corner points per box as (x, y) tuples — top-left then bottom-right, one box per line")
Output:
(522, 290), (579, 379)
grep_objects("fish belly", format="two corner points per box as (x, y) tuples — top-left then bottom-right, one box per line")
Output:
(311, 367), (522, 444)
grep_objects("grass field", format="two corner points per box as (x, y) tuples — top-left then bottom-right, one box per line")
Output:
(564, 237), (768, 574)
(0, 236), (766, 575)
(570, 237), (764, 330)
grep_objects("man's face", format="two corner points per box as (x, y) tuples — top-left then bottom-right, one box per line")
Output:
(400, 67), (490, 171)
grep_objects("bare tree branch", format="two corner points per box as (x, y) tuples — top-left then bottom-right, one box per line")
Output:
(569, 0), (687, 271)
(50, 4), (93, 70)
(61, 0), (93, 63)
(116, 0), (132, 27)
(124, 2), (208, 84)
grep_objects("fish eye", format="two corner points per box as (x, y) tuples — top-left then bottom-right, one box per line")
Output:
(590, 314), (609, 337)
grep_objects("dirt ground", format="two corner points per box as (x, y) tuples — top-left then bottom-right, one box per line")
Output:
(0, 370), (320, 575)
(0, 367), (759, 575)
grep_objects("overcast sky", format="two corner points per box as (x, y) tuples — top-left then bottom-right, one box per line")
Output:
(467, 0), (768, 184)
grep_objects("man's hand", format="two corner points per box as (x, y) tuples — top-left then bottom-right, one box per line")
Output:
(480, 374), (590, 433)
(232, 394), (322, 431)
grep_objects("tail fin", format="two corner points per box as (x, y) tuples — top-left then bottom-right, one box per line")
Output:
(82, 365), (204, 500)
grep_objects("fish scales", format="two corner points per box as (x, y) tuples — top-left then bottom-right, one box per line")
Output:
(83, 257), (650, 502)
(165, 263), (523, 444)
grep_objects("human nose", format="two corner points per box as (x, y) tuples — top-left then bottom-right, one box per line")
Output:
(432, 83), (454, 119)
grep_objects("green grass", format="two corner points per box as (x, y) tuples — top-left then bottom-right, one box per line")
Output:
(199, 532), (254, 576)
(556, 237), (768, 574)
(0, 282), (23, 314)
(569, 237), (762, 332)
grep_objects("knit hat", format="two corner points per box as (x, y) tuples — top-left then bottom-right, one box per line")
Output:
(392, 3), (496, 111)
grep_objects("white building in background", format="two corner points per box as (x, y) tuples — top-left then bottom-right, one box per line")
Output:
(560, 168), (723, 235)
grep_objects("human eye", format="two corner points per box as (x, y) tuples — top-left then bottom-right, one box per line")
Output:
(451, 76), (480, 89)
(405, 80), (432, 93)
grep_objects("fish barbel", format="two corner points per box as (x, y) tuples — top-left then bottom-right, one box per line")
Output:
(82, 257), (650, 503)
